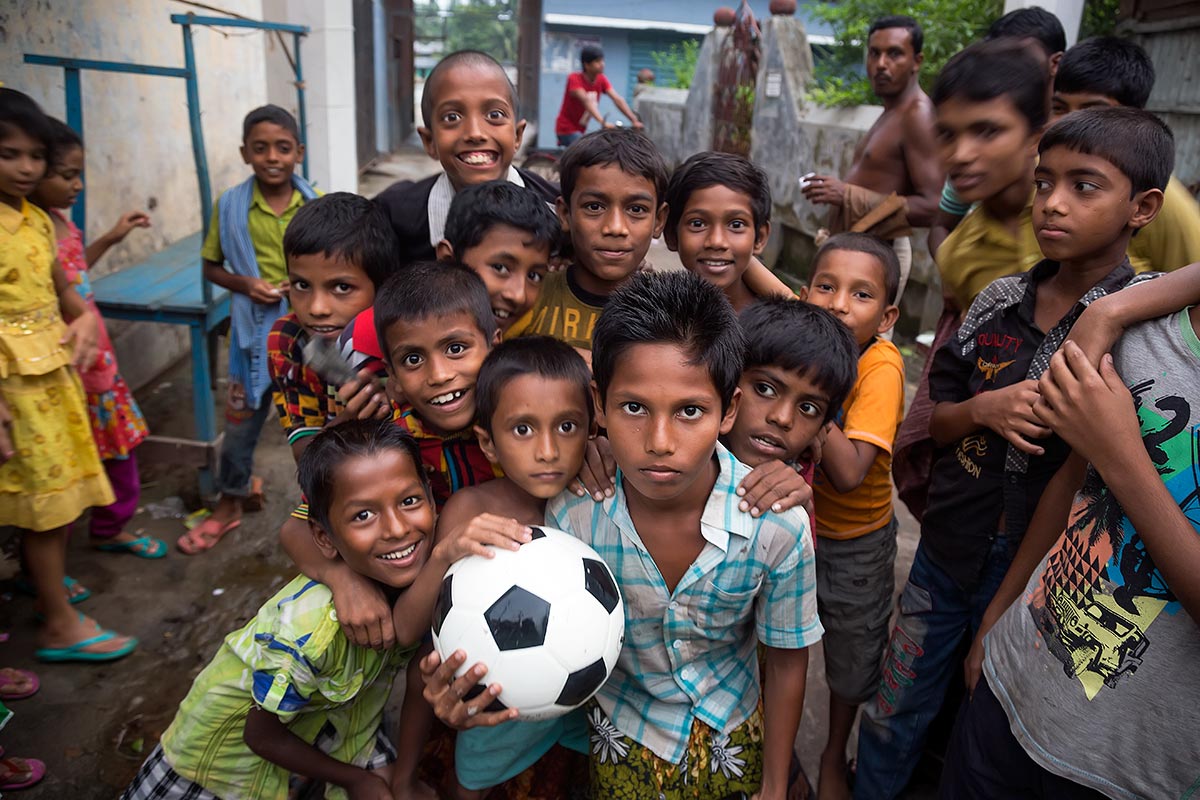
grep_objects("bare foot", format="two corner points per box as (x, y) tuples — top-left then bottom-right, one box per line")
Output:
(209, 494), (244, 526)
(38, 613), (135, 656)
(818, 751), (852, 800)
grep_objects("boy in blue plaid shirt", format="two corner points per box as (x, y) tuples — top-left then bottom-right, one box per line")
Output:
(424, 271), (822, 800)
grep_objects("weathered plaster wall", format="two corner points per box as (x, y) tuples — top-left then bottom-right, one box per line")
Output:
(1, 0), (269, 389)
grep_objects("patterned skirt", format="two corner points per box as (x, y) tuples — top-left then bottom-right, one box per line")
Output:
(86, 372), (148, 460)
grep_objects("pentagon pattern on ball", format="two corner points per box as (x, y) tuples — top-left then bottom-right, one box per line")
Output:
(583, 558), (620, 613)
(486, 586), (551, 650)
(432, 574), (453, 636)
(528, 526), (547, 541)
(556, 657), (608, 707)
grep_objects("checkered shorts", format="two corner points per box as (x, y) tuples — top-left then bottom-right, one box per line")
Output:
(119, 722), (397, 799)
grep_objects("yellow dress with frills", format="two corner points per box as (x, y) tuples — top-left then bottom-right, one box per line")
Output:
(0, 200), (113, 530)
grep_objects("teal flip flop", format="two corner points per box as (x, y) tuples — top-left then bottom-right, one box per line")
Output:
(95, 535), (167, 559)
(35, 629), (138, 663)
(13, 575), (91, 604)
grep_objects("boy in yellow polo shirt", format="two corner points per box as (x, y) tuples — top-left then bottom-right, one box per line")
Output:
(192, 105), (320, 554)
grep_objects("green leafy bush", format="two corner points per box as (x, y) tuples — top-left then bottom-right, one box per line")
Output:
(651, 40), (702, 89)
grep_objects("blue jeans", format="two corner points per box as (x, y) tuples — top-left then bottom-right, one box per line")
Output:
(216, 384), (272, 497)
(556, 132), (583, 147)
(853, 535), (1015, 800)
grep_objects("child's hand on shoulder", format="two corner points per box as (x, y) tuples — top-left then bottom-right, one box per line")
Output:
(433, 513), (532, 564)
(737, 459), (813, 518)
(330, 568), (396, 650)
(1034, 342), (1138, 471)
(247, 277), (285, 304)
(108, 210), (150, 243)
(334, 369), (392, 425)
(976, 378), (1051, 455)
(60, 309), (100, 371)
(576, 435), (616, 501)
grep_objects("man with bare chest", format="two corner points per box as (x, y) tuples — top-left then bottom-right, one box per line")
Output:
(802, 15), (942, 305)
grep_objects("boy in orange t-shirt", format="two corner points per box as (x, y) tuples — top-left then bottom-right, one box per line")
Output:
(800, 233), (905, 800)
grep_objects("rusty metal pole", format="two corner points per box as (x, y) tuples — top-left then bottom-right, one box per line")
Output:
(517, 0), (542, 132)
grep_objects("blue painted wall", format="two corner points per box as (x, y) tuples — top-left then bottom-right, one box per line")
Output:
(536, 1), (833, 148)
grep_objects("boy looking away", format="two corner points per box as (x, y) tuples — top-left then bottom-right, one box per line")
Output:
(122, 420), (521, 800)
(1051, 35), (1200, 273)
(374, 51), (558, 263)
(431, 271), (821, 799)
(855, 106), (1163, 799)
(796, 233), (905, 800)
(553, 44), (643, 146)
(194, 105), (318, 554)
(946, 110), (1190, 800)
(425, 336), (595, 799)
(525, 128), (668, 355)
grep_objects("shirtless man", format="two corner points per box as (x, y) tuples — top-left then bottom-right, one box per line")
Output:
(802, 15), (942, 305)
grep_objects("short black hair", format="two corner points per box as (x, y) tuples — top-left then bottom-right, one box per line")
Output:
(559, 128), (668, 207)
(421, 50), (517, 128)
(986, 6), (1066, 56)
(739, 299), (859, 424)
(45, 117), (83, 167)
(444, 180), (561, 256)
(664, 151), (772, 238)
(812, 232), (901, 305)
(283, 193), (399, 289)
(242, 104), (300, 142)
(592, 271), (744, 412)
(0, 88), (54, 161)
(475, 336), (594, 434)
(868, 15), (923, 56)
(1039, 106), (1173, 195)
(581, 45), (604, 67)
(374, 260), (496, 358)
(933, 40), (1048, 133)
(1056, 37), (1155, 109)
(298, 418), (428, 534)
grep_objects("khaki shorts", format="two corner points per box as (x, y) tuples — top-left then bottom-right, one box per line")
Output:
(816, 517), (899, 704)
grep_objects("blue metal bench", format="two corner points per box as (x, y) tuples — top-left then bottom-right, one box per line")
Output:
(26, 13), (309, 493)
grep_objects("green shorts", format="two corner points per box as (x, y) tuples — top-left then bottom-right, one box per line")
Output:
(586, 704), (763, 800)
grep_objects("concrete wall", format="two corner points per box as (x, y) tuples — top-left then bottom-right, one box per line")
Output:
(2, 0), (270, 388)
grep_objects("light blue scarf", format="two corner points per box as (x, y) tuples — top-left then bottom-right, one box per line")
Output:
(218, 174), (318, 407)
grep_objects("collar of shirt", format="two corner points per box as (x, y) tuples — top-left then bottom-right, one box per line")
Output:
(427, 166), (526, 248)
(250, 181), (304, 218)
(0, 199), (36, 234)
(1014, 258), (1135, 324)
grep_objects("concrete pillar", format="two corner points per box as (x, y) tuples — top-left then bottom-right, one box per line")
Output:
(1004, 0), (1083, 47)
(263, 0), (359, 191)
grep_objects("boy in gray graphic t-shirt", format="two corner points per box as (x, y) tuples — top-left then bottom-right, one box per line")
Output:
(948, 295), (1200, 799)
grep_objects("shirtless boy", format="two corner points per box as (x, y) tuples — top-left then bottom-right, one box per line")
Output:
(801, 15), (942, 305)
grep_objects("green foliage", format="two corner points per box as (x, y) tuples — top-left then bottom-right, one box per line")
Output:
(804, 0), (1004, 107)
(651, 40), (702, 89)
(1080, 0), (1121, 37)
(416, 0), (518, 64)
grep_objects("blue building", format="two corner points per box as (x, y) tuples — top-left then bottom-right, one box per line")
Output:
(536, 0), (833, 147)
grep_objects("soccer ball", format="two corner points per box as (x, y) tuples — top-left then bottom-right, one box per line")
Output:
(431, 526), (625, 721)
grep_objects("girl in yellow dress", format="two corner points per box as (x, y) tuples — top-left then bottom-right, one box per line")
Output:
(0, 88), (136, 662)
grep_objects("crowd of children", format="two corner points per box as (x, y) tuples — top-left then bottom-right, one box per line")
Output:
(1, 6), (1198, 798)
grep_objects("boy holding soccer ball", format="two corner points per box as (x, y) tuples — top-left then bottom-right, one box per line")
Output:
(425, 271), (822, 800)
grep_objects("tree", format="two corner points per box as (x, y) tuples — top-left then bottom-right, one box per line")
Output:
(805, 0), (1003, 107)
(415, 0), (518, 64)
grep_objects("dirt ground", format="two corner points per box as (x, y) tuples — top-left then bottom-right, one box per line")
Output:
(1, 147), (933, 798)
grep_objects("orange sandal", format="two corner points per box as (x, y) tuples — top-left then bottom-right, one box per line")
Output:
(177, 517), (241, 555)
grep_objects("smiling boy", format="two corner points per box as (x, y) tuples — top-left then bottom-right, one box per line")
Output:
(375, 51), (558, 264)
(525, 128), (668, 354)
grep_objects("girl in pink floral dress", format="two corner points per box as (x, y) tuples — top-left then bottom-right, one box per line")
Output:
(31, 118), (165, 559)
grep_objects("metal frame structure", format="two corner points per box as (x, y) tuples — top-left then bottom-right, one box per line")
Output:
(24, 12), (309, 493)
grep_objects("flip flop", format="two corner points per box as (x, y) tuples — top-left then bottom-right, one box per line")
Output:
(0, 754), (47, 790)
(35, 628), (138, 663)
(0, 668), (39, 701)
(177, 517), (241, 555)
(95, 534), (167, 559)
(13, 575), (91, 604)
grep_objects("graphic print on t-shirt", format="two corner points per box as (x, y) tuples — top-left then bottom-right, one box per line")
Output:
(1027, 378), (1199, 700)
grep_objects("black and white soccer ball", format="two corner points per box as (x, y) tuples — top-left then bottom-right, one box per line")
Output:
(431, 526), (625, 721)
